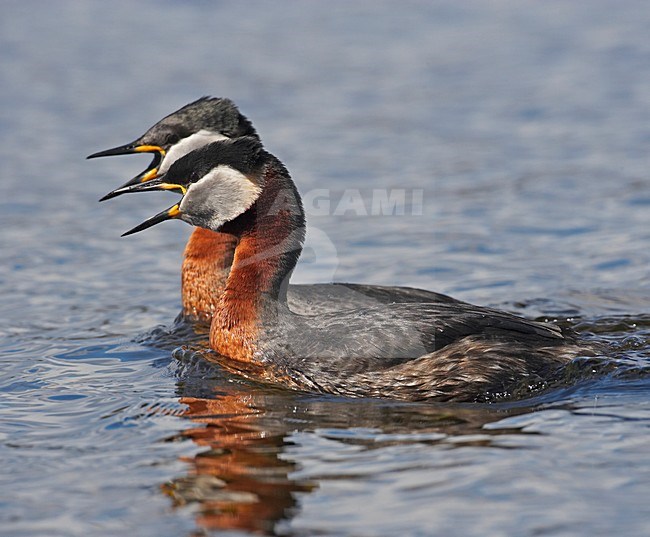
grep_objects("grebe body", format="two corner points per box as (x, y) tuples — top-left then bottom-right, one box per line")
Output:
(122, 138), (586, 402)
(89, 98), (460, 321)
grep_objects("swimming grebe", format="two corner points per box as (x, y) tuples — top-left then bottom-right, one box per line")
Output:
(89, 97), (458, 321)
(120, 137), (585, 402)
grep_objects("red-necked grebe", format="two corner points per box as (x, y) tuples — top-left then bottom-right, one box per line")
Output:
(117, 137), (587, 402)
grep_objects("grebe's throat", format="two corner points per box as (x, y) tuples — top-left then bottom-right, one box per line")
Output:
(219, 158), (306, 305)
(181, 228), (237, 320)
(209, 158), (305, 360)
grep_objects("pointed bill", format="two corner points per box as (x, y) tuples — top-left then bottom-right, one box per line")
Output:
(87, 143), (165, 159)
(107, 176), (187, 198)
(121, 204), (182, 237)
(98, 151), (166, 201)
(99, 167), (162, 201)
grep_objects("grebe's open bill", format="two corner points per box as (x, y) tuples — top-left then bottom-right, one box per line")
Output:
(106, 177), (187, 201)
(98, 153), (167, 201)
(99, 166), (163, 202)
(121, 204), (182, 237)
(87, 143), (165, 159)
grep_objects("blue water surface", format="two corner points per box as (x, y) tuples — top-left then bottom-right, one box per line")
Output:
(1, 1), (649, 536)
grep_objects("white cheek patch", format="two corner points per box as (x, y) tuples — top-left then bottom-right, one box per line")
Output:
(179, 165), (262, 230)
(159, 130), (229, 174)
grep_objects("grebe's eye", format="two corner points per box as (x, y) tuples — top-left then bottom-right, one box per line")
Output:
(164, 132), (180, 146)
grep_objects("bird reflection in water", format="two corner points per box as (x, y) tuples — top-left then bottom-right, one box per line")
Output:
(162, 388), (314, 534)
(162, 348), (533, 535)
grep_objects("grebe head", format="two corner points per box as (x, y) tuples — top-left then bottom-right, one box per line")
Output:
(121, 137), (268, 236)
(88, 97), (258, 200)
